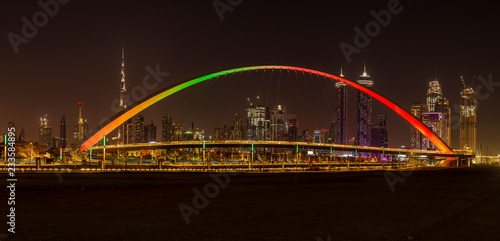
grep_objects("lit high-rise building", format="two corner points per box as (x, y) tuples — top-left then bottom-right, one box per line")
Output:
(172, 123), (182, 141)
(232, 114), (245, 140)
(117, 47), (130, 144)
(270, 105), (285, 141)
(18, 128), (25, 142)
(246, 97), (270, 141)
(39, 115), (53, 151)
(357, 64), (373, 146)
(335, 66), (347, 145)
(436, 98), (451, 146)
(410, 102), (428, 149)
(370, 115), (388, 148)
(59, 115), (67, 148)
(83, 119), (91, 139)
(421, 112), (443, 150)
(460, 79), (477, 153)
(314, 129), (328, 143)
(52, 137), (60, 149)
(426, 72), (443, 112)
(327, 120), (335, 144)
(147, 121), (156, 142)
(162, 113), (173, 142)
(287, 118), (298, 142)
(135, 115), (146, 143)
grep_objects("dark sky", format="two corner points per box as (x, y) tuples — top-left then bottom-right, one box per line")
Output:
(1, 0), (499, 154)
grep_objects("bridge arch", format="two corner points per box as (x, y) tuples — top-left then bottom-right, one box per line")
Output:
(78, 65), (452, 154)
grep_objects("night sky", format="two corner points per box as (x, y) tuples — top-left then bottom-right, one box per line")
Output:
(1, 0), (499, 153)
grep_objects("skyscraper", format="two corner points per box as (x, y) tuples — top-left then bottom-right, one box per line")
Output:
(287, 118), (298, 142)
(421, 112), (443, 150)
(246, 97), (270, 141)
(422, 72), (449, 148)
(135, 115), (146, 143)
(77, 102), (83, 142)
(436, 98), (451, 146)
(410, 102), (428, 149)
(147, 121), (157, 142)
(370, 115), (388, 148)
(335, 66), (347, 145)
(60, 115), (67, 148)
(39, 115), (53, 151)
(162, 113), (173, 142)
(327, 120), (335, 144)
(270, 105), (285, 141)
(118, 47), (130, 144)
(123, 119), (134, 144)
(357, 64), (373, 146)
(460, 78), (477, 152)
(426, 72), (443, 112)
(18, 128), (25, 142)
(83, 119), (91, 139)
(232, 114), (245, 140)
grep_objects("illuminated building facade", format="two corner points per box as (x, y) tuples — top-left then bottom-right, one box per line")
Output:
(287, 118), (298, 142)
(460, 85), (477, 152)
(357, 64), (373, 146)
(39, 115), (53, 151)
(135, 115), (146, 143)
(436, 98), (451, 146)
(162, 113), (173, 142)
(410, 102), (428, 149)
(270, 105), (285, 141)
(421, 112), (443, 150)
(371, 115), (388, 148)
(426, 74), (443, 112)
(59, 115), (67, 148)
(231, 114), (245, 140)
(147, 121), (156, 142)
(246, 98), (270, 141)
(327, 120), (335, 144)
(335, 67), (347, 145)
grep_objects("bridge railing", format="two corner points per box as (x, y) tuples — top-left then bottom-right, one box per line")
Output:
(89, 140), (448, 155)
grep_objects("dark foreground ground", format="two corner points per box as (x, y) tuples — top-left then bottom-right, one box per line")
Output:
(2, 166), (500, 241)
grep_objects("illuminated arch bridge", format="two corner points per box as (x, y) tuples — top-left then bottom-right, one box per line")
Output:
(78, 65), (453, 155)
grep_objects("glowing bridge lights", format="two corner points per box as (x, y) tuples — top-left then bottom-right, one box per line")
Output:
(78, 65), (452, 155)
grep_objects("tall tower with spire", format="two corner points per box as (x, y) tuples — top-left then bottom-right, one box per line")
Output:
(60, 114), (67, 148)
(357, 63), (373, 146)
(117, 47), (133, 144)
(120, 47), (127, 109)
(335, 65), (348, 144)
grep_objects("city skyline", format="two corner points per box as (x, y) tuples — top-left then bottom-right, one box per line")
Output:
(1, 1), (499, 154)
(1, 63), (490, 152)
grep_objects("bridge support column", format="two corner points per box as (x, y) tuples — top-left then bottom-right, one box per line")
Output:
(36, 157), (41, 170)
(250, 143), (254, 170)
(102, 145), (106, 170)
(203, 149), (206, 170)
(295, 145), (299, 168)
